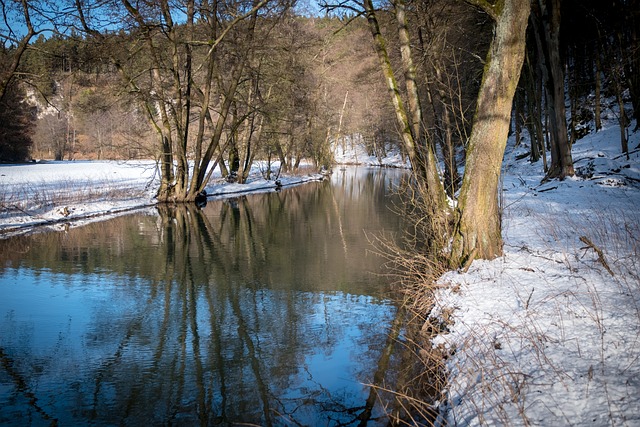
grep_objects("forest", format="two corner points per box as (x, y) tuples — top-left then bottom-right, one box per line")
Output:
(1, 0), (638, 261)
(0, 0), (640, 169)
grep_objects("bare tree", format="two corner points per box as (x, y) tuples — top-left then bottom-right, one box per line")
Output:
(392, 0), (448, 209)
(531, 0), (574, 179)
(74, 0), (282, 202)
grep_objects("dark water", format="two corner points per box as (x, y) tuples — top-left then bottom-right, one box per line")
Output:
(0, 167), (408, 426)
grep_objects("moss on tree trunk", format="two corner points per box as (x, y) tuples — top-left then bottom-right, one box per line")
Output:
(451, 0), (531, 267)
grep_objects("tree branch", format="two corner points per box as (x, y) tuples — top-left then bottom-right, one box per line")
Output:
(0, 0), (36, 99)
(580, 236), (615, 276)
(464, 0), (499, 21)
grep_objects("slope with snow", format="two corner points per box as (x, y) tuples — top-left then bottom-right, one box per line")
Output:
(432, 121), (640, 426)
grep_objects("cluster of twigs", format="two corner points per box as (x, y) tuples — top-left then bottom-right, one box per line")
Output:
(367, 177), (454, 425)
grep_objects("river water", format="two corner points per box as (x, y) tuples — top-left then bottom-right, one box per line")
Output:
(0, 167), (409, 426)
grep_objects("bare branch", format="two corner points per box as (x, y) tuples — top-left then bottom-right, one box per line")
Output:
(0, 0), (36, 99)
(319, 0), (363, 15)
(464, 0), (499, 21)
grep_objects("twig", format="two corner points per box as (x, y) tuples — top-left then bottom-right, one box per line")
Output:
(525, 288), (534, 310)
(579, 236), (615, 276)
(538, 186), (558, 193)
(462, 248), (478, 273)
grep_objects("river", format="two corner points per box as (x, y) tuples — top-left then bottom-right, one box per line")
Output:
(0, 167), (409, 426)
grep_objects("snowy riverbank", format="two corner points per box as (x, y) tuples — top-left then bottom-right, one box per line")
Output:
(432, 122), (640, 425)
(1, 120), (638, 425)
(0, 160), (323, 238)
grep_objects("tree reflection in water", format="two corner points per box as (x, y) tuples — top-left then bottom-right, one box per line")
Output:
(0, 167), (413, 426)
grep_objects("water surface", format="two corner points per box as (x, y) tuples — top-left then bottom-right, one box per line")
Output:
(0, 167), (407, 425)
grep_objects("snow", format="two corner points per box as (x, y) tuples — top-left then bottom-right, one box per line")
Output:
(328, 121), (639, 425)
(0, 160), (324, 237)
(1, 114), (639, 426)
(432, 120), (640, 426)
(331, 135), (411, 168)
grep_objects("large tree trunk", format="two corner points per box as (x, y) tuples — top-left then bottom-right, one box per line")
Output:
(451, 0), (531, 266)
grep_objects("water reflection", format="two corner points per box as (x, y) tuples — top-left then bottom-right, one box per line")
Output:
(0, 167), (408, 426)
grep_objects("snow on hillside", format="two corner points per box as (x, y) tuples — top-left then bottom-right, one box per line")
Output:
(331, 135), (410, 168)
(0, 160), (323, 238)
(432, 120), (640, 426)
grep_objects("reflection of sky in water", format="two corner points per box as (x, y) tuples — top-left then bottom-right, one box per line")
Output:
(1, 269), (139, 351)
(0, 267), (396, 425)
(0, 167), (407, 425)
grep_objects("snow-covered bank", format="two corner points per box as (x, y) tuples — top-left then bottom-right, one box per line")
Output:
(0, 160), (324, 238)
(332, 136), (410, 168)
(432, 123), (640, 425)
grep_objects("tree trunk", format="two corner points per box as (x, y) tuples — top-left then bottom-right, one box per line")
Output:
(569, 60), (578, 146)
(534, 0), (574, 179)
(394, 0), (448, 209)
(524, 45), (544, 163)
(363, 0), (447, 211)
(595, 51), (602, 132)
(432, 61), (461, 198)
(624, 0), (640, 129)
(515, 85), (524, 148)
(451, 0), (531, 266)
(363, 0), (417, 170)
(614, 72), (630, 158)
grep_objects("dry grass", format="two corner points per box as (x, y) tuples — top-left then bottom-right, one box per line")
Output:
(431, 206), (640, 426)
(366, 178), (454, 426)
(0, 175), (151, 222)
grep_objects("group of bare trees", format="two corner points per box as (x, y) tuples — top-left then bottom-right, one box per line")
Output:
(322, 0), (638, 266)
(2, 0), (395, 199)
(2, 0), (638, 265)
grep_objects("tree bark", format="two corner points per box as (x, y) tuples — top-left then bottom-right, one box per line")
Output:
(451, 0), (531, 266)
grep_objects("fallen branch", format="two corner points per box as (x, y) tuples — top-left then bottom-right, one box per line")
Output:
(579, 235), (615, 276)
(538, 186), (558, 193)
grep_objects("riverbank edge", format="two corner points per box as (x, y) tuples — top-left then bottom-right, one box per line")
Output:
(0, 172), (326, 239)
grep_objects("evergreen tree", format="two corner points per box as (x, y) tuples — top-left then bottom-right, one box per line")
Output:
(0, 83), (34, 162)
